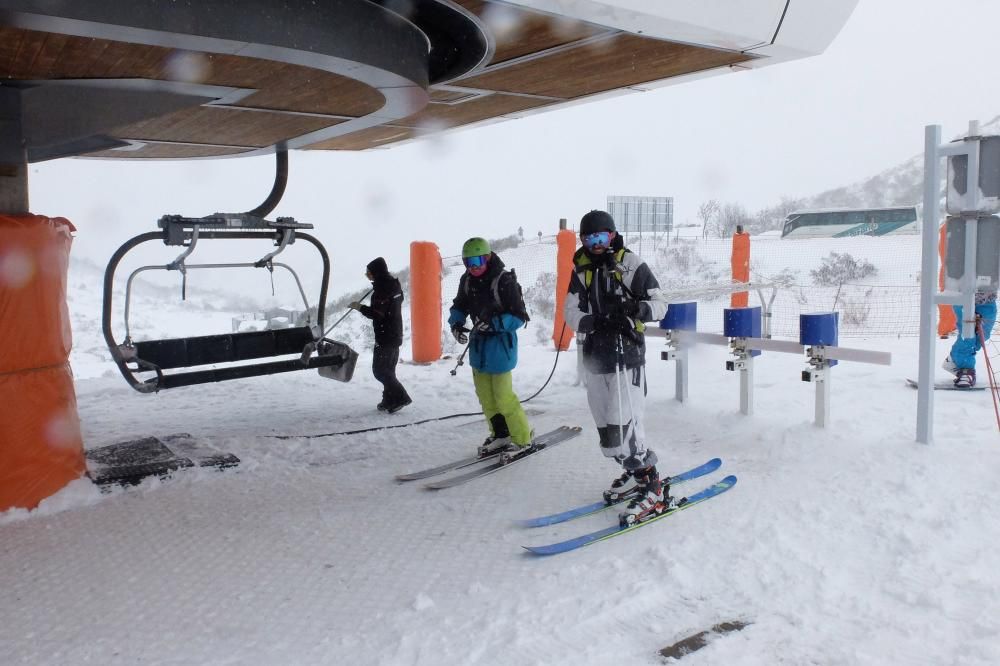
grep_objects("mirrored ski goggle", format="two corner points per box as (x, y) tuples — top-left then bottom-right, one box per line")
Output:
(582, 231), (611, 249)
(463, 254), (489, 269)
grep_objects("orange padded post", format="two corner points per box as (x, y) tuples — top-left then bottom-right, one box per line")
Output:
(0, 214), (85, 511)
(410, 241), (442, 363)
(730, 229), (750, 308)
(552, 229), (577, 350)
(937, 221), (956, 337)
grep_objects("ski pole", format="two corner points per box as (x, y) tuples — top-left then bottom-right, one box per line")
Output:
(323, 288), (372, 337)
(614, 331), (626, 450)
(450, 339), (471, 376)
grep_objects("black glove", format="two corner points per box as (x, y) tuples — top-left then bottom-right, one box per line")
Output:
(593, 314), (618, 333)
(474, 319), (493, 334)
(622, 300), (641, 318)
(451, 325), (469, 344)
(476, 307), (496, 325)
(612, 313), (636, 335)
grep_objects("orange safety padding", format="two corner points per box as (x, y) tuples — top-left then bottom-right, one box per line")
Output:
(937, 222), (956, 337)
(730, 231), (750, 308)
(0, 214), (75, 373)
(0, 363), (85, 511)
(410, 241), (442, 363)
(552, 229), (577, 350)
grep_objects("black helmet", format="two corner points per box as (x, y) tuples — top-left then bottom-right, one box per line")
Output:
(580, 210), (616, 236)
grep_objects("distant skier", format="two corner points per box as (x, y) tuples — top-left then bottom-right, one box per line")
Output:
(943, 288), (996, 388)
(350, 257), (411, 412)
(448, 237), (534, 459)
(562, 210), (668, 525)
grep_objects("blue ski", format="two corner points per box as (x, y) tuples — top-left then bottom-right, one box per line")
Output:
(516, 458), (722, 528)
(523, 475), (737, 556)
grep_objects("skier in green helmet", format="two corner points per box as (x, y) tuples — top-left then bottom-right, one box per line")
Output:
(448, 237), (534, 462)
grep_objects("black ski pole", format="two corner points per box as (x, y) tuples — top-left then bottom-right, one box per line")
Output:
(450, 339), (471, 376)
(323, 288), (373, 337)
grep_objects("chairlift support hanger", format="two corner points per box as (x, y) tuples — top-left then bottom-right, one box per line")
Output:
(101, 149), (357, 393)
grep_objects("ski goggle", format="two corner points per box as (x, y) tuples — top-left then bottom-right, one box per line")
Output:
(463, 254), (489, 269)
(582, 231), (611, 249)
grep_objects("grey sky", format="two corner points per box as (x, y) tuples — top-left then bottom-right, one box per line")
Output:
(29, 0), (1000, 296)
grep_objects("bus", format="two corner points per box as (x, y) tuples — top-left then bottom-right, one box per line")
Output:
(780, 206), (918, 239)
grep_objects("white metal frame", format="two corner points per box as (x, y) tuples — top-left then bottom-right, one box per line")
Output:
(649, 326), (890, 425)
(917, 122), (987, 444)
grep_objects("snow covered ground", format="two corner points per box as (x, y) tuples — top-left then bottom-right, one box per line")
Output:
(4, 295), (1000, 664)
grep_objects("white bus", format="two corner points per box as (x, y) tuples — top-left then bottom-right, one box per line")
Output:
(780, 206), (918, 239)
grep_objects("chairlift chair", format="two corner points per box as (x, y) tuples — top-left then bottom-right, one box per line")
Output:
(102, 213), (358, 393)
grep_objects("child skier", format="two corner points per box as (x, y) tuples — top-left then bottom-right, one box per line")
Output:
(448, 237), (534, 460)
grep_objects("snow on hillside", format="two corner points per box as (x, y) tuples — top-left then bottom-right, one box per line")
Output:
(799, 114), (1000, 212)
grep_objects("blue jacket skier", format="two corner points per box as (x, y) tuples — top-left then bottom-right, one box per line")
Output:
(944, 289), (997, 388)
(448, 237), (534, 458)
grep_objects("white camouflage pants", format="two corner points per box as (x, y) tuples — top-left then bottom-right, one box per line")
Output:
(584, 365), (657, 471)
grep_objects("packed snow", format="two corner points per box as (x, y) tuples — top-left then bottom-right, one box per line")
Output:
(2, 232), (999, 665)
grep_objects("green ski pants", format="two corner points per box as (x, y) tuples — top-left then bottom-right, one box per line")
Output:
(472, 369), (532, 445)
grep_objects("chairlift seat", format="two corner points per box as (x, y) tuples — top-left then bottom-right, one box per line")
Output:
(134, 326), (315, 369)
(104, 215), (359, 393)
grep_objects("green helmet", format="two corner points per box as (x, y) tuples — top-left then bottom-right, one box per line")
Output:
(462, 237), (491, 258)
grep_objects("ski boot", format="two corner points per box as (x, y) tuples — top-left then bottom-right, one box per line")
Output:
(387, 396), (412, 414)
(942, 355), (958, 376)
(498, 430), (537, 465)
(619, 467), (673, 527)
(478, 434), (512, 457)
(603, 469), (638, 505)
(954, 368), (976, 389)
(499, 442), (533, 465)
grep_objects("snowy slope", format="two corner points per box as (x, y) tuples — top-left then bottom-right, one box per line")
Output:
(798, 114), (1000, 211)
(4, 238), (1000, 664)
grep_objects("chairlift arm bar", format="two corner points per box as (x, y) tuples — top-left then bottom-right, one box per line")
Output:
(165, 231), (330, 324)
(159, 214), (312, 236)
(255, 227), (292, 267)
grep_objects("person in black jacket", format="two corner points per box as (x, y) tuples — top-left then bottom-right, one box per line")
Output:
(563, 210), (668, 526)
(350, 257), (411, 413)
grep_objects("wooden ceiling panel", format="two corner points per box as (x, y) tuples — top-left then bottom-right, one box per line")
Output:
(0, 27), (384, 119)
(456, 34), (752, 99)
(393, 92), (553, 129)
(84, 144), (253, 159)
(113, 107), (344, 148)
(0, 27), (166, 79)
(304, 126), (422, 151)
(199, 54), (384, 118)
(452, 0), (606, 64)
(1, 4), (772, 158)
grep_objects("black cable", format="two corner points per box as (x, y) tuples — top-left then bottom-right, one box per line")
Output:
(268, 322), (569, 439)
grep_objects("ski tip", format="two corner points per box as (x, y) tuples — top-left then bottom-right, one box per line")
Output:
(716, 474), (738, 487)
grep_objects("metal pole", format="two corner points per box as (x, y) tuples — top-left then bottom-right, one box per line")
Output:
(449, 340), (471, 376)
(916, 125), (941, 444)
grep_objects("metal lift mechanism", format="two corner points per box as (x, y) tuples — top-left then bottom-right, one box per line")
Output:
(101, 151), (358, 393)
